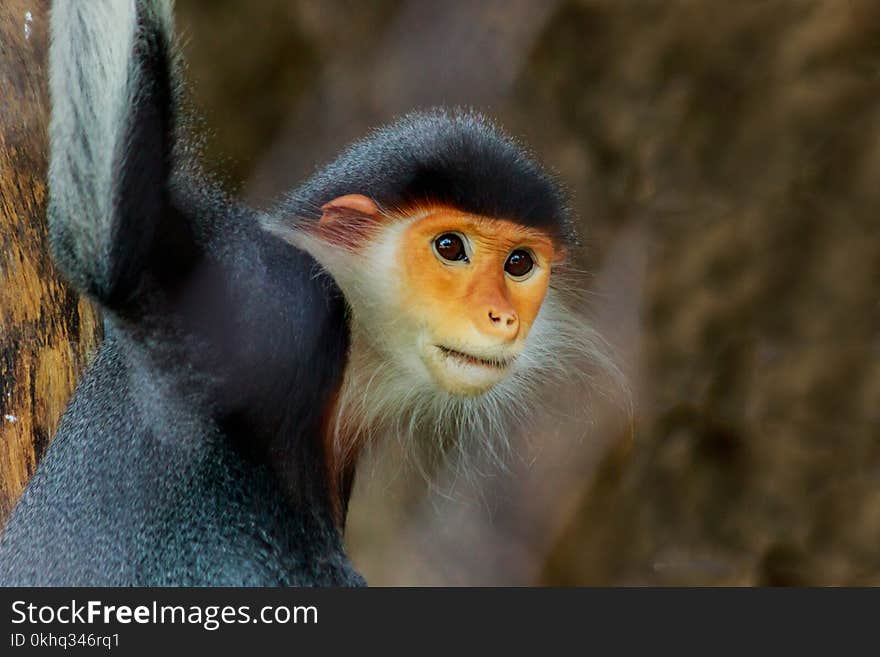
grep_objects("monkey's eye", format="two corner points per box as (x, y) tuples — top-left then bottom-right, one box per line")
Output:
(433, 233), (468, 262)
(505, 250), (534, 278)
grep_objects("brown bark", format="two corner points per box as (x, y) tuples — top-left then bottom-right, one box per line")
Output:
(0, 1), (102, 527)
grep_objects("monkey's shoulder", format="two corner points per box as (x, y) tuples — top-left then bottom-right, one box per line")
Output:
(0, 339), (360, 587)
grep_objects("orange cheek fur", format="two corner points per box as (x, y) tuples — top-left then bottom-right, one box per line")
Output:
(398, 209), (555, 348)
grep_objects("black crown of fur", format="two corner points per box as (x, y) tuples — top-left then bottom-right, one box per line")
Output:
(281, 109), (576, 245)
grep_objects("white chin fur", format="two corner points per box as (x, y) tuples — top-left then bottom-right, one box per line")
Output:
(421, 345), (511, 396)
(261, 221), (627, 476)
(327, 282), (627, 478)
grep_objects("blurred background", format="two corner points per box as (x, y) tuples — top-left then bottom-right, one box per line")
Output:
(2, 0), (879, 585)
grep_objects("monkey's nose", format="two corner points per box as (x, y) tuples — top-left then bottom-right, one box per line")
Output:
(486, 308), (519, 339)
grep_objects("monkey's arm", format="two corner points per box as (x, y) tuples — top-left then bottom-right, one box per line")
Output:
(47, 0), (182, 308)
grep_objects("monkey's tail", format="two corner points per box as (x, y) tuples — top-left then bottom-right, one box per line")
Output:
(47, 0), (179, 308)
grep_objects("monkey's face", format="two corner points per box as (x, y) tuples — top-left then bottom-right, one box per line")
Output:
(396, 209), (556, 395)
(266, 194), (562, 397)
(275, 195), (562, 397)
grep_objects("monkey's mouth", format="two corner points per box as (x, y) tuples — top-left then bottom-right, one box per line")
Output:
(423, 344), (516, 395)
(435, 345), (513, 370)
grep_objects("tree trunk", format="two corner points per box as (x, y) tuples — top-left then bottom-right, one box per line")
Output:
(0, 1), (102, 526)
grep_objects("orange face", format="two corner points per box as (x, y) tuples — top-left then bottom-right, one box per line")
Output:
(396, 207), (558, 395)
(305, 195), (563, 396)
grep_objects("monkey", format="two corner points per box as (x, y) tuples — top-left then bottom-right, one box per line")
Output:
(0, 1), (616, 586)
(261, 113), (615, 511)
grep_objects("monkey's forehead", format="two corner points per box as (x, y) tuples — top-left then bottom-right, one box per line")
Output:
(391, 205), (559, 249)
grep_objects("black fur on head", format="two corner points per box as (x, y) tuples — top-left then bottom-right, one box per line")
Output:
(279, 109), (577, 246)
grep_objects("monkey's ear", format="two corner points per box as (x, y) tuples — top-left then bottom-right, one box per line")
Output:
(319, 195), (379, 225)
(314, 195), (381, 249)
